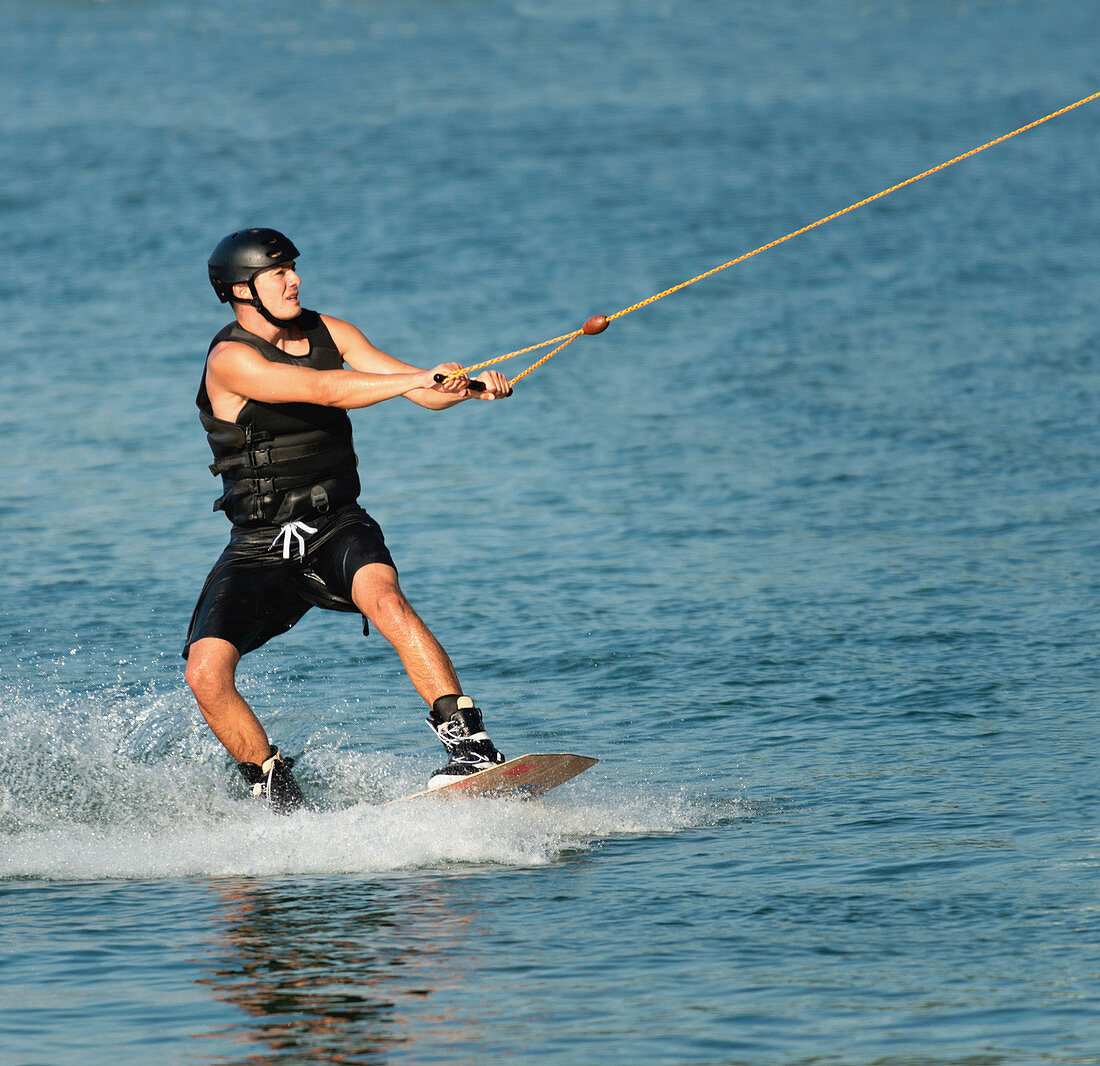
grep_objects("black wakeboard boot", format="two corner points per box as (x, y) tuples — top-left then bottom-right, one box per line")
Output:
(426, 694), (505, 789)
(237, 745), (306, 813)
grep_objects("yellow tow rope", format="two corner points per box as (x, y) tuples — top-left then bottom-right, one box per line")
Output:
(452, 90), (1099, 389)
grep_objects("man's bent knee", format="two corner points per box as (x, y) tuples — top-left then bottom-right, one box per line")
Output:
(351, 565), (414, 624)
(185, 638), (240, 705)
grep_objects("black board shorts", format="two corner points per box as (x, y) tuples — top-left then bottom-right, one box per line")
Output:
(183, 505), (396, 659)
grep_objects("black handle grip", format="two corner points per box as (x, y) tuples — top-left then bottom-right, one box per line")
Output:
(433, 374), (512, 397)
(434, 373), (485, 391)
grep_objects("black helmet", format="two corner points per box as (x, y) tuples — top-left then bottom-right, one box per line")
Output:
(208, 228), (301, 303)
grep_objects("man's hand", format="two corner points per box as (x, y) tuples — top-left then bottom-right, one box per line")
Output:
(428, 362), (472, 394)
(471, 370), (512, 399)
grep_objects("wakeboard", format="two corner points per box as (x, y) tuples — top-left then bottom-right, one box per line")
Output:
(389, 753), (597, 804)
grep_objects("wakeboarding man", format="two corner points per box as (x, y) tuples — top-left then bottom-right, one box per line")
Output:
(183, 228), (510, 811)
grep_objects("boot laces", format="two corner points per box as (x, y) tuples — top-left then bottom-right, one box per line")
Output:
(433, 715), (492, 749)
(248, 749), (292, 798)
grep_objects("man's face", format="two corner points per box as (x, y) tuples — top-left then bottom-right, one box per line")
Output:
(238, 261), (301, 319)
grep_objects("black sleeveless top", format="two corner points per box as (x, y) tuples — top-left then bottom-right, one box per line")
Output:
(197, 310), (361, 528)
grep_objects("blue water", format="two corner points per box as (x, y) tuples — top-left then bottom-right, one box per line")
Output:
(3, 0), (1099, 1062)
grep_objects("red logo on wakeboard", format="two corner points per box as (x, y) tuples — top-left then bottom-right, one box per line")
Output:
(504, 763), (537, 776)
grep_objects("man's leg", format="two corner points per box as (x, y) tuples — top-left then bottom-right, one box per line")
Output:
(185, 637), (272, 764)
(351, 563), (504, 786)
(350, 563), (462, 706)
(185, 636), (306, 811)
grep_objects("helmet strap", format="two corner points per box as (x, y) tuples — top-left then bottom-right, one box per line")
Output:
(230, 277), (299, 329)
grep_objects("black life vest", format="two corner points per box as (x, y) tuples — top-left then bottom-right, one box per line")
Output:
(197, 310), (361, 528)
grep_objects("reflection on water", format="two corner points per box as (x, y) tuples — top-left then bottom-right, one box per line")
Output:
(196, 875), (481, 1063)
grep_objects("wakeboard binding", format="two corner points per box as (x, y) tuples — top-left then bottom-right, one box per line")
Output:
(237, 745), (306, 813)
(427, 694), (506, 789)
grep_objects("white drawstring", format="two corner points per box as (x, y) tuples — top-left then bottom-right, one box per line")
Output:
(271, 520), (318, 560)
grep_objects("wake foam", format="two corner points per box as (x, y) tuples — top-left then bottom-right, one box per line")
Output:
(0, 688), (731, 882)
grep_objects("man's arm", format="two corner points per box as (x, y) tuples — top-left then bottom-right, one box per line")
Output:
(205, 340), (466, 421)
(323, 315), (511, 408)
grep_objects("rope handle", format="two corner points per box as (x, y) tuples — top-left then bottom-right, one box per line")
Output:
(433, 373), (514, 397)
